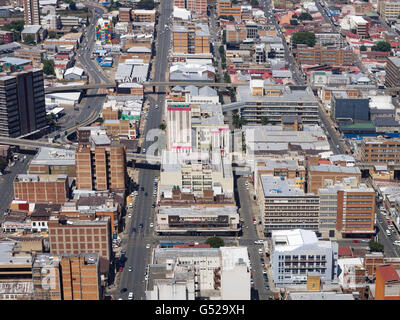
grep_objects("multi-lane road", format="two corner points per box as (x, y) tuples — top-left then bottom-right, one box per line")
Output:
(117, 0), (174, 300)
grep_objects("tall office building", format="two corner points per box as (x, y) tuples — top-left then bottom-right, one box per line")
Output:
(23, 0), (40, 25)
(32, 253), (102, 300)
(75, 131), (127, 191)
(0, 68), (47, 138)
(174, 0), (208, 15)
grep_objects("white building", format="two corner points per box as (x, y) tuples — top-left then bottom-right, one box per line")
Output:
(271, 229), (339, 288)
(146, 246), (250, 300)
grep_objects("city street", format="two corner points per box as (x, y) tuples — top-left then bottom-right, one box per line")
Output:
(0, 153), (33, 223)
(115, 0), (174, 300)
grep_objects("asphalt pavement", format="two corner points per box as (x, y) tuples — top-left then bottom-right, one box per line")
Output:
(116, 0), (174, 301)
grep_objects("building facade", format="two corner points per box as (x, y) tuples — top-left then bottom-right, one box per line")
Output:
(23, 0), (40, 25)
(0, 69), (47, 138)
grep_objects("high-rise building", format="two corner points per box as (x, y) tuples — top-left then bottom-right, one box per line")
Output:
(172, 24), (210, 54)
(217, 0), (241, 19)
(385, 57), (400, 88)
(174, 0), (208, 15)
(318, 177), (376, 238)
(32, 253), (103, 300)
(95, 18), (112, 43)
(75, 131), (127, 191)
(0, 68), (47, 138)
(23, 0), (40, 25)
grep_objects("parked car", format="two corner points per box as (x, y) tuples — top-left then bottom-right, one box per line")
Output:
(149, 223), (154, 228)
(128, 292), (133, 300)
(352, 240), (360, 243)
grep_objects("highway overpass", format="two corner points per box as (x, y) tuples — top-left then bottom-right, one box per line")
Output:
(44, 81), (250, 93)
(0, 136), (66, 150)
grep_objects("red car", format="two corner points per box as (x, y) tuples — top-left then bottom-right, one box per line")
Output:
(388, 220), (391, 225)
(352, 240), (360, 243)
(119, 267), (123, 272)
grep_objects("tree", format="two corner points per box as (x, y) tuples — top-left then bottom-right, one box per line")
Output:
(218, 15), (235, 21)
(205, 236), (224, 248)
(371, 40), (391, 52)
(233, 114), (247, 128)
(158, 123), (166, 131)
(250, 0), (259, 5)
(219, 45), (225, 56)
(222, 30), (226, 44)
(48, 30), (57, 39)
(290, 19), (299, 26)
(368, 240), (384, 252)
(360, 45), (367, 51)
(43, 59), (55, 75)
(292, 14), (298, 19)
(292, 31), (316, 47)
(69, 2), (77, 11)
(298, 12), (313, 21)
(70, 27), (79, 33)
(261, 116), (269, 125)
(231, 0), (238, 4)
(23, 34), (35, 45)
(136, 0), (155, 10)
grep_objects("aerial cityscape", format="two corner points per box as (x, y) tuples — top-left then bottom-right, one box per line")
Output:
(0, 0), (400, 302)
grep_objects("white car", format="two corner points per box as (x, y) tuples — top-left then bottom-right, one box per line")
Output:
(128, 292), (133, 300)
(393, 241), (400, 246)
(128, 213), (132, 218)
(146, 244), (151, 249)
(149, 223), (154, 228)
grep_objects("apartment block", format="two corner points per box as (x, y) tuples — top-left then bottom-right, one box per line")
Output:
(146, 246), (250, 300)
(131, 9), (156, 22)
(166, 103), (192, 152)
(257, 175), (319, 233)
(360, 137), (400, 164)
(23, 0), (40, 25)
(217, 0), (241, 20)
(271, 229), (338, 288)
(385, 57), (400, 88)
(295, 45), (353, 66)
(318, 177), (375, 238)
(378, 0), (400, 21)
(48, 218), (112, 261)
(103, 119), (136, 139)
(236, 81), (319, 125)
(75, 132), (126, 191)
(307, 165), (361, 194)
(119, 7), (131, 22)
(32, 253), (102, 300)
(0, 68), (47, 138)
(174, 0), (208, 15)
(13, 174), (69, 204)
(173, 24), (210, 54)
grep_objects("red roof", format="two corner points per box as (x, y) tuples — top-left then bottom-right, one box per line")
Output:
(377, 265), (400, 282)
(338, 246), (353, 257)
(343, 32), (359, 39)
(319, 159), (331, 165)
(262, 71), (272, 79)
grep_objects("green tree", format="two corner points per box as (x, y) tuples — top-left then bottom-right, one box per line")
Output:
(368, 240), (384, 252)
(298, 12), (313, 21)
(290, 19), (299, 26)
(224, 72), (231, 83)
(43, 59), (55, 75)
(69, 2), (77, 10)
(292, 31), (316, 47)
(219, 45), (225, 56)
(158, 122), (166, 131)
(222, 30), (226, 44)
(371, 40), (391, 52)
(23, 34), (35, 44)
(231, 0), (238, 4)
(233, 114), (247, 128)
(205, 236), (224, 248)
(261, 116), (269, 125)
(48, 30), (57, 38)
(136, 0), (155, 10)
(360, 45), (367, 51)
(292, 14), (298, 19)
(250, 0), (259, 5)
(218, 15), (235, 21)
